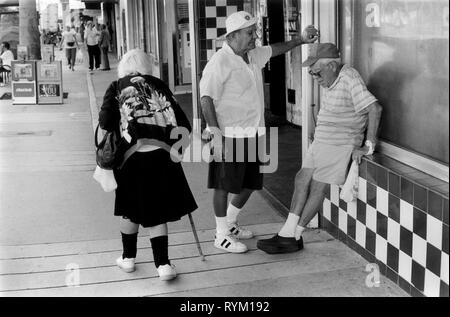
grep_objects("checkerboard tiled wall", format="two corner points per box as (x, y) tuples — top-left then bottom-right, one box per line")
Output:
(198, 0), (244, 71)
(321, 159), (449, 297)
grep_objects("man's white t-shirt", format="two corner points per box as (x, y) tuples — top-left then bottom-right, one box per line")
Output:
(200, 42), (272, 138)
(0, 50), (14, 67)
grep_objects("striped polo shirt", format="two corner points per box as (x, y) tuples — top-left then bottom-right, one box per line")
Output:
(314, 64), (378, 147)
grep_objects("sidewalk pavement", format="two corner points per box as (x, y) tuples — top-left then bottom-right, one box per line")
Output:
(0, 51), (408, 297)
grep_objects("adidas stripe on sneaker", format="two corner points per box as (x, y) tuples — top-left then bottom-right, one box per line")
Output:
(214, 234), (248, 253)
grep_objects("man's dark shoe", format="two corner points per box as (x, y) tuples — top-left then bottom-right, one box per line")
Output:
(297, 236), (304, 250)
(257, 235), (303, 254)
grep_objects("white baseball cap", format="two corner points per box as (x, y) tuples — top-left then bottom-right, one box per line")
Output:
(224, 11), (257, 37)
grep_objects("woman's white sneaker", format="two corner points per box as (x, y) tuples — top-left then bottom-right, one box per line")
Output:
(229, 224), (254, 240)
(116, 257), (136, 273)
(214, 234), (248, 253)
(157, 264), (177, 281)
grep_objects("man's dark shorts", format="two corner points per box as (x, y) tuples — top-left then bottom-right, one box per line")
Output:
(208, 137), (263, 194)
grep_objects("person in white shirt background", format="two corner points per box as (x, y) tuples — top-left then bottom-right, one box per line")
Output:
(84, 21), (101, 72)
(59, 25), (79, 71)
(0, 42), (14, 86)
(199, 11), (319, 254)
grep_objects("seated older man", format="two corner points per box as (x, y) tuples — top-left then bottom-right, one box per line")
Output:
(257, 43), (383, 254)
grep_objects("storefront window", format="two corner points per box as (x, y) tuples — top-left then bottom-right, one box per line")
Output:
(339, 0), (449, 166)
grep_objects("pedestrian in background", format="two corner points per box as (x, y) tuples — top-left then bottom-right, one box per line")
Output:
(98, 49), (198, 281)
(59, 25), (79, 71)
(84, 21), (101, 72)
(99, 24), (111, 71)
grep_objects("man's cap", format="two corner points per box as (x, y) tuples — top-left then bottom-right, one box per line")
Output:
(224, 11), (257, 37)
(302, 43), (340, 67)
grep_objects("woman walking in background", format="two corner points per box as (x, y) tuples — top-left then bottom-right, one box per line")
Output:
(99, 24), (111, 71)
(59, 25), (79, 71)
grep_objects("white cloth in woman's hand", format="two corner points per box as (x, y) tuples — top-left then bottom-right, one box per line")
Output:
(93, 165), (117, 192)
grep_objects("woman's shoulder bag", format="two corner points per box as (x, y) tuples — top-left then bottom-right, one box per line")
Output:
(95, 80), (123, 170)
(95, 123), (123, 170)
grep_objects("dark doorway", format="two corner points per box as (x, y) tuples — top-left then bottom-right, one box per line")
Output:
(264, 0), (286, 118)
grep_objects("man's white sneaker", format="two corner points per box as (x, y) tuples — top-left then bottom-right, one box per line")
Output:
(214, 234), (248, 253)
(157, 264), (177, 281)
(116, 257), (136, 273)
(229, 224), (254, 240)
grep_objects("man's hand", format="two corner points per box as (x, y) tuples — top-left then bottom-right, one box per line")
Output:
(352, 146), (370, 164)
(211, 134), (226, 162)
(301, 25), (320, 44)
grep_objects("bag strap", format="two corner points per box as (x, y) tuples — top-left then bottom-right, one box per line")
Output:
(95, 80), (120, 148)
(94, 123), (100, 147)
(118, 138), (183, 170)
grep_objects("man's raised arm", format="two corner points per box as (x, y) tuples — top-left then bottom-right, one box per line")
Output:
(270, 25), (319, 57)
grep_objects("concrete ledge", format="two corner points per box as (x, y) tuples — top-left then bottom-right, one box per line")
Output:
(86, 71), (99, 135)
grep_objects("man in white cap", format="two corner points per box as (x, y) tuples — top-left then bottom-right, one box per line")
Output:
(200, 11), (319, 254)
(257, 43), (383, 254)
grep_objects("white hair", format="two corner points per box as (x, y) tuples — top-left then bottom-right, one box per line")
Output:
(118, 49), (153, 79)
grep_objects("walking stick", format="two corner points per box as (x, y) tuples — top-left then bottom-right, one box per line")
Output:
(188, 213), (206, 261)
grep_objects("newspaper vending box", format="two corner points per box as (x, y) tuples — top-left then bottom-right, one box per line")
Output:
(37, 61), (63, 104)
(11, 60), (37, 105)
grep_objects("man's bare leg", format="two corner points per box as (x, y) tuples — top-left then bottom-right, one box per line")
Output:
(230, 188), (253, 209)
(213, 189), (229, 236)
(277, 169), (314, 238)
(297, 180), (328, 237)
(228, 188), (253, 224)
(213, 189), (228, 217)
(290, 169), (315, 216)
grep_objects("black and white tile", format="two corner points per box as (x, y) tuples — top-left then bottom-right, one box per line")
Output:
(322, 159), (449, 297)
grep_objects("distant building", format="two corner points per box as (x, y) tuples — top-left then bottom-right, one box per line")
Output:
(40, 3), (59, 32)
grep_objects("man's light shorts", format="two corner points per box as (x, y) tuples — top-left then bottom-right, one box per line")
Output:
(302, 141), (354, 185)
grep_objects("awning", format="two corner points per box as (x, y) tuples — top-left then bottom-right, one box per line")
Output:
(80, 0), (117, 10)
(81, 0), (118, 3)
(0, 0), (19, 8)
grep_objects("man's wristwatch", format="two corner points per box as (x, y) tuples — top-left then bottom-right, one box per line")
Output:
(365, 140), (375, 156)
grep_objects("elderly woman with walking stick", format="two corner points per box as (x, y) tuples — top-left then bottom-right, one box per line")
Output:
(99, 49), (198, 281)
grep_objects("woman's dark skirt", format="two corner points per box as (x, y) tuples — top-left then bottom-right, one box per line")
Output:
(113, 149), (198, 228)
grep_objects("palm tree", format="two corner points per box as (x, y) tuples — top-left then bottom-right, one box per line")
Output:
(19, 0), (41, 60)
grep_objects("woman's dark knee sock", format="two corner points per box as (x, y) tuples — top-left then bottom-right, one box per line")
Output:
(121, 232), (138, 259)
(150, 235), (170, 268)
